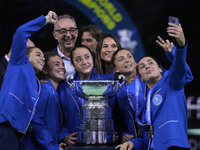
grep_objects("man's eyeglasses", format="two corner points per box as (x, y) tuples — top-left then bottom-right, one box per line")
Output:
(55, 28), (78, 35)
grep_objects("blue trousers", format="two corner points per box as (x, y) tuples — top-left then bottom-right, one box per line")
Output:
(0, 123), (23, 150)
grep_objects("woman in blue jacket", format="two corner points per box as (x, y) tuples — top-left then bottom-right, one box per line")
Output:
(95, 34), (122, 139)
(95, 33), (122, 79)
(117, 23), (193, 150)
(111, 48), (149, 150)
(57, 45), (109, 145)
(0, 11), (57, 150)
(22, 52), (66, 150)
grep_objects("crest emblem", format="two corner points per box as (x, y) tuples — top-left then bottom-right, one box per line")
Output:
(153, 94), (162, 106)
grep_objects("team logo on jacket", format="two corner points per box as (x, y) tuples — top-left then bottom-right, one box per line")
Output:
(153, 94), (162, 106)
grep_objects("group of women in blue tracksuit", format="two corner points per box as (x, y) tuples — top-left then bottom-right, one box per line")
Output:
(57, 21), (193, 150)
(0, 9), (193, 150)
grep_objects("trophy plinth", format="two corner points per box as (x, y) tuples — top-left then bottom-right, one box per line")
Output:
(67, 75), (125, 145)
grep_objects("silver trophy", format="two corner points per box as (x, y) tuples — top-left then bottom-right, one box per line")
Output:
(67, 75), (125, 145)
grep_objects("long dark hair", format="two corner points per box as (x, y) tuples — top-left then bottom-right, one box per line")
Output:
(95, 33), (122, 74)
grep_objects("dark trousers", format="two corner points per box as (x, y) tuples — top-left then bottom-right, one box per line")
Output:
(0, 123), (23, 150)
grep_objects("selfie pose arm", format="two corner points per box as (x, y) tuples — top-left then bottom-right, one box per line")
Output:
(166, 23), (193, 88)
(0, 11), (57, 134)
(156, 23), (193, 84)
(10, 11), (57, 66)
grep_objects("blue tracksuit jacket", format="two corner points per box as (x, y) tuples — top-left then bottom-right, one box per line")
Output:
(22, 79), (62, 150)
(135, 42), (193, 150)
(0, 15), (46, 134)
(115, 77), (149, 150)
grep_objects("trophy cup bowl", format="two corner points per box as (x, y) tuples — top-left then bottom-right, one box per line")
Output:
(66, 75), (125, 146)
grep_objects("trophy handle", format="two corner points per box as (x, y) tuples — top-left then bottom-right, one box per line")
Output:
(66, 75), (74, 88)
(118, 75), (125, 88)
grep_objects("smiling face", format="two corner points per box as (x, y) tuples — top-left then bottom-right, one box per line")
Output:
(114, 49), (137, 75)
(72, 47), (93, 79)
(43, 55), (66, 83)
(100, 37), (118, 62)
(28, 48), (45, 74)
(138, 57), (162, 83)
(81, 31), (98, 53)
(53, 18), (78, 51)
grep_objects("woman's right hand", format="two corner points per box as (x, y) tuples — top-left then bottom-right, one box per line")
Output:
(45, 11), (58, 24)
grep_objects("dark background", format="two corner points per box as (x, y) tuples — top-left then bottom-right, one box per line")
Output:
(0, 0), (199, 99)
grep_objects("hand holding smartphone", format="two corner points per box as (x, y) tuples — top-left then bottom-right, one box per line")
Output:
(168, 16), (179, 26)
(168, 16), (185, 47)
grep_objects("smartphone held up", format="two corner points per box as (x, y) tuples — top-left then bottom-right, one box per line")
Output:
(168, 16), (179, 26)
